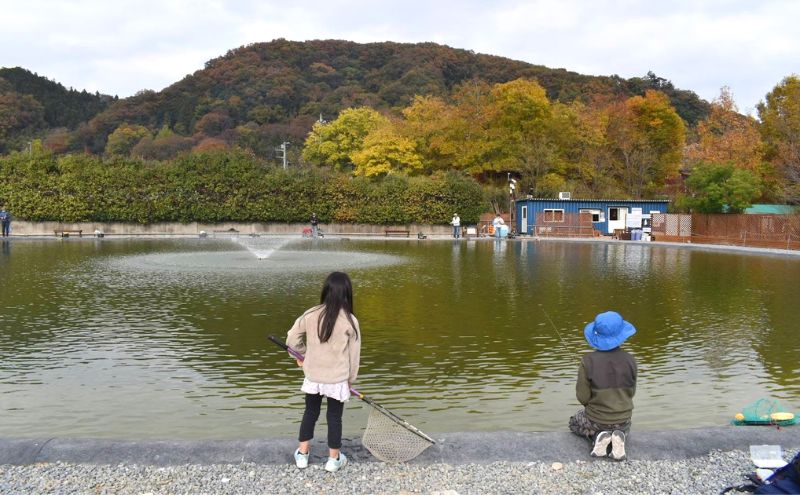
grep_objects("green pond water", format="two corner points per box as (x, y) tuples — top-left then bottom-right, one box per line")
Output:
(0, 237), (798, 440)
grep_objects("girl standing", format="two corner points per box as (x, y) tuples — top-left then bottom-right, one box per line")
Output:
(286, 271), (361, 472)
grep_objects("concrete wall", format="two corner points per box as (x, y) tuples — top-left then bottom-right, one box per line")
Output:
(11, 221), (454, 237)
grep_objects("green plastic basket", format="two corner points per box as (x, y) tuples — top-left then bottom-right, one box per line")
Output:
(732, 398), (797, 426)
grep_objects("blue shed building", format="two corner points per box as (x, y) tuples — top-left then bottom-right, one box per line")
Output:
(515, 196), (670, 236)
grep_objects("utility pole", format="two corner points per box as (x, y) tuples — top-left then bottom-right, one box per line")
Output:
(508, 173), (517, 227)
(276, 141), (290, 170)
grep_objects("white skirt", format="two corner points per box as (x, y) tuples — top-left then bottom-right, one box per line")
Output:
(301, 378), (351, 402)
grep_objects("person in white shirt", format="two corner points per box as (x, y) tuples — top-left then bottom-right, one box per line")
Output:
(450, 214), (461, 239)
(492, 214), (505, 238)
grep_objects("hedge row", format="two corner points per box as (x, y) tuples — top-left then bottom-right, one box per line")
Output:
(0, 151), (487, 224)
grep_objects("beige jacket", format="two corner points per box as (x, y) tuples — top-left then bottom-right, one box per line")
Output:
(286, 305), (361, 384)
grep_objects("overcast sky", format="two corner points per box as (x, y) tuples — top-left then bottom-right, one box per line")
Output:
(2, 0), (798, 115)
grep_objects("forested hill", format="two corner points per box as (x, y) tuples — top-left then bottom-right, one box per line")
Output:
(0, 39), (709, 155)
(0, 67), (113, 127)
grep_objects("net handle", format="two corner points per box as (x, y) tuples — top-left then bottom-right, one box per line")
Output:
(268, 335), (435, 445)
(268, 334), (367, 398)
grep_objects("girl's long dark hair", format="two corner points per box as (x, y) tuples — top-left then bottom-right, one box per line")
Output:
(318, 271), (358, 343)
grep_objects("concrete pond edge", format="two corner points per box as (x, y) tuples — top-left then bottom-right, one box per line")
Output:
(1, 426), (798, 466)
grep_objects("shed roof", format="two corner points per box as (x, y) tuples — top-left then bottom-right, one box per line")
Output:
(744, 204), (799, 214)
(516, 197), (669, 203)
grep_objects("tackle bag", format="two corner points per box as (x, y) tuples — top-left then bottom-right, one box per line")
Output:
(755, 452), (800, 494)
(722, 451), (800, 494)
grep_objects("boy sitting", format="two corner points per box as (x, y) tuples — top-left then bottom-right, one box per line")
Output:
(569, 311), (637, 461)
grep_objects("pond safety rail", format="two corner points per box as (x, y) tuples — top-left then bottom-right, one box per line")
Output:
(533, 224), (595, 238)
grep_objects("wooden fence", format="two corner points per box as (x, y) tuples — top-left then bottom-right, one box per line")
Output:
(651, 213), (800, 250)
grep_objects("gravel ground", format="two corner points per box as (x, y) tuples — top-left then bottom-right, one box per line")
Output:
(2, 448), (795, 495)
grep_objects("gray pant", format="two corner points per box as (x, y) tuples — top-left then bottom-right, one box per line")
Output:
(568, 409), (631, 442)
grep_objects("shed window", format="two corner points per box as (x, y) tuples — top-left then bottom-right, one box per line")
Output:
(580, 209), (603, 222)
(543, 209), (564, 222)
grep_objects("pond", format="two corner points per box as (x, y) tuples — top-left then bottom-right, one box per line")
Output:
(0, 237), (798, 440)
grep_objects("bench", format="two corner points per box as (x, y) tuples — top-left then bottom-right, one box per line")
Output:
(213, 228), (240, 237)
(385, 229), (410, 237)
(55, 230), (82, 238)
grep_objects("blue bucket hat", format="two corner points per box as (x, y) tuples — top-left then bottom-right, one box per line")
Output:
(584, 311), (636, 350)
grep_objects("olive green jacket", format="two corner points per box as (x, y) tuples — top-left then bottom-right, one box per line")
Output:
(576, 348), (637, 425)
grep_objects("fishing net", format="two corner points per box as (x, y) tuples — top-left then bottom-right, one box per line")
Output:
(267, 336), (435, 462)
(733, 398), (797, 426)
(361, 406), (435, 462)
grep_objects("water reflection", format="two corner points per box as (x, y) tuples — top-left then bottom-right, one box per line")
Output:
(0, 238), (798, 439)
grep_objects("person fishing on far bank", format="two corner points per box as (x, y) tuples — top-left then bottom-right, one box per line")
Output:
(0, 207), (10, 237)
(569, 311), (637, 461)
(310, 212), (319, 238)
(286, 271), (361, 472)
(492, 213), (505, 239)
(450, 213), (461, 239)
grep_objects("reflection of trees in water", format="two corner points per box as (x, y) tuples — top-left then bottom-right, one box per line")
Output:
(3, 239), (800, 430)
(751, 286), (800, 394)
(0, 240), (111, 364)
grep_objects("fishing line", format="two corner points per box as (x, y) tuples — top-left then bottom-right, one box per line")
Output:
(540, 305), (577, 356)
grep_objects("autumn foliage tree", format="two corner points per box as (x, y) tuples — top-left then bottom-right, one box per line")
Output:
(606, 90), (685, 198)
(758, 75), (800, 203)
(351, 125), (423, 177)
(302, 79), (689, 200)
(687, 87), (763, 172)
(302, 107), (387, 171)
(0, 91), (46, 154)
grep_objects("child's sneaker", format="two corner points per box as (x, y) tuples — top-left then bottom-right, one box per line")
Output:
(590, 430), (612, 457)
(324, 452), (348, 472)
(294, 449), (309, 469)
(610, 430), (627, 461)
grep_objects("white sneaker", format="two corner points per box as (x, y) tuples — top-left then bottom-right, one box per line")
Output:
(590, 431), (612, 457)
(294, 449), (309, 469)
(324, 452), (348, 472)
(610, 430), (627, 461)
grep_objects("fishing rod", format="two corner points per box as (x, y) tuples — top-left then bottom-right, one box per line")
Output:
(540, 305), (578, 356)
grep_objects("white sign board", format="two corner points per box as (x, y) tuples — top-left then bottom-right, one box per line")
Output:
(626, 208), (643, 229)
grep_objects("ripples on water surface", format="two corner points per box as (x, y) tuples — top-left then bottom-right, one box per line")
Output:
(0, 237), (798, 439)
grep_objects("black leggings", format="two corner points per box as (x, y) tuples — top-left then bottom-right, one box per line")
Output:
(298, 394), (344, 449)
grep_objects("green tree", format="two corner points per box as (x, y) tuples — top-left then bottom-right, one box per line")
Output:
(105, 124), (151, 156)
(156, 124), (174, 138)
(683, 162), (762, 213)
